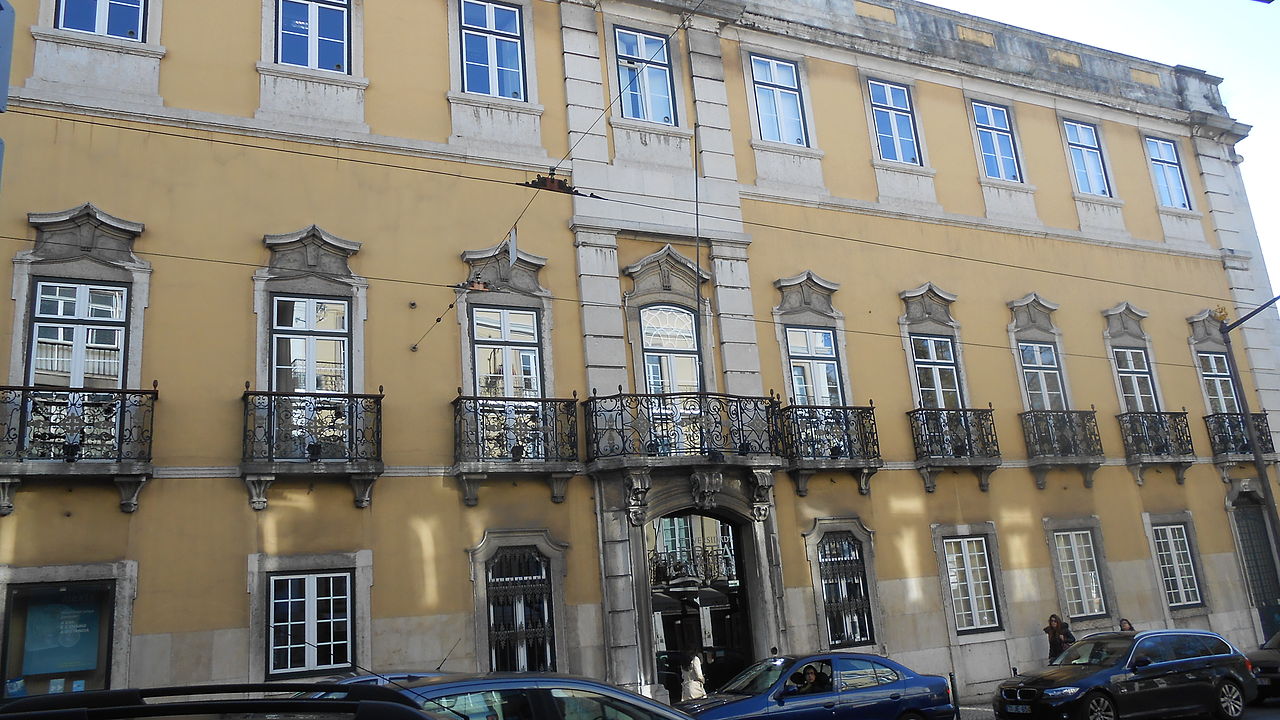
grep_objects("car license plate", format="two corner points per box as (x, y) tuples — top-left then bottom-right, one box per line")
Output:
(1260, 677), (1271, 685)
(1005, 704), (1031, 714)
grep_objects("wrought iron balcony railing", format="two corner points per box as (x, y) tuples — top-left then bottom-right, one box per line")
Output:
(1117, 411), (1193, 459)
(453, 395), (579, 463)
(1020, 410), (1104, 459)
(584, 391), (779, 460)
(0, 386), (157, 463)
(649, 540), (738, 587)
(242, 390), (382, 463)
(907, 408), (1000, 461)
(1205, 413), (1276, 457)
(778, 404), (881, 463)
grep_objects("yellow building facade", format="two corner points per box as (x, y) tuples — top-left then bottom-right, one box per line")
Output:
(1, 0), (1278, 701)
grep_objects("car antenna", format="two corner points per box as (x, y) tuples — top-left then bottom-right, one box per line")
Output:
(436, 636), (463, 672)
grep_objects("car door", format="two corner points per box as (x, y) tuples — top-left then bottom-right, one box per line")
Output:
(1113, 636), (1195, 718)
(1167, 634), (1218, 712)
(831, 657), (901, 720)
(769, 659), (837, 720)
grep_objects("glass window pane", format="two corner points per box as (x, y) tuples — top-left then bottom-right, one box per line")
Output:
(506, 311), (537, 342)
(786, 328), (810, 355)
(493, 6), (518, 34)
(313, 339), (347, 392)
(474, 310), (504, 340)
(87, 288), (125, 320)
(314, 301), (347, 332)
(275, 298), (307, 329)
(475, 347), (506, 396)
(751, 57), (771, 82)
(616, 30), (638, 57)
(61, 0), (97, 31)
(812, 330), (835, 357)
(106, 0), (141, 39)
(462, 1), (488, 28)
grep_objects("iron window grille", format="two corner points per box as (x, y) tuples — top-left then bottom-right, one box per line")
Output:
(461, 0), (525, 100)
(869, 79), (919, 165)
(487, 546), (555, 672)
(1064, 120), (1110, 196)
(268, 572), (354, 676)
(818, 531), (875, 647)
(56, 0), (144, 41)
(615, 28), (675, 125)
(973, 101), (1020, 181)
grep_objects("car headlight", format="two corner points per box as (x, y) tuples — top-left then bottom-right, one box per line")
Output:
(1041, 687), (1082, 698)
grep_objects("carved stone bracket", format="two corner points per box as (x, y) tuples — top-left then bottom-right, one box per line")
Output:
(625, 468), (652, 526)
(245, 474), (275, 511)
(0, 477), (18, 516)
(690, 470), (725, 510)
(1127, 462), (1192, 486)
(1081, 464), (1100, 488)
(1030, 463), (1101, 490)
(918, 465), (997, 493)
(350, 474), (377, 508)
(457, 473), (485, 507)
(789, 469), (814, 497)
(749, 469), (775, 521)
(548, 473), (572, 503)
(918, 467), (940, 493)
(856, 468), (877, 495)
(114, 476), (148, 513)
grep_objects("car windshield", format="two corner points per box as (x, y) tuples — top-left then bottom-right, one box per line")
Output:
(1051, 638), (1133, 666)
(718, 658), (791, 695)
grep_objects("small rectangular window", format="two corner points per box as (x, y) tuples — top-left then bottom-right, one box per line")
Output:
(1151, 524), (1201, 607)
(1054, 530), (1106, 618)
(1146, 137), (1191, 210)
(461, 0), (526, 101)
(2, 581), (115, 698)
(615, 28), (675, 125)
(57, 0), (144, 41)
(277, 0), (350, 73)
(911, 335), (962, 409)
(268, 572), (354, 675)
(751, 56), (807, 147)
(973, 101), (1020, 181)
(1198, 352), (1238, 414)
(943, 536), (999, 631)
(1064, 120), (1110, 196)
(1113, 347), (1158, 412)
(1018, 342), (1066, 411)
(869, 80), (919, 165)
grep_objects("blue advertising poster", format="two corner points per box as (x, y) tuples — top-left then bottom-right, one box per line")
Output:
(21, 599), (100, 675)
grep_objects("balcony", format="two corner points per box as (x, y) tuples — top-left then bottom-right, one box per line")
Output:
(1019, 409), (1105, 489)
(1116, 411), (1194, 485)
(1204, 413), (1278, 478)
(584, 391), (781, 464)
(451, 395), (582, 506)
(649, 540), (738, 590)
(0, 385), (157, 515)
(240, 388), (384, 509)
(778, 404), (883, 495)
(907, 407), (1001, 492)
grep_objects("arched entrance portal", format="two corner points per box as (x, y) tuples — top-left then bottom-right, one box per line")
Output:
(648, 512), (753, 701)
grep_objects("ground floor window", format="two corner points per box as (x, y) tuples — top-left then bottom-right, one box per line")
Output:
(487, 546), (555, 671)
(1152, 524), (1201, 608)
(2, 581), (114, 698)
(943, 536), (1000, 632)
(268, 572), (353, 675)
(817, 531), (874, 647)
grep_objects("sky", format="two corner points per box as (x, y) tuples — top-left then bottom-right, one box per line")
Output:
(917, 0), (1280, 291)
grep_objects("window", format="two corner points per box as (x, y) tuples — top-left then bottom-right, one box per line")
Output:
(56, 0), (144, 41)
(461, 0), (525, 100)
(973, 101), (1020, 181)
(487, 546), (555, 671)
(787, 328), (842, 406)
(272, 296), (349, 393)
(911, 335), (962, 409)
(1053, 530), (1106, 618)
(943, 536), (999, 631)
(615, 28), (675, 125)
(1198, 352), (1238, 414)
(751, 56), (806, 146)
(1113, 347), (1158, 412)
(268, 572), (353, 675)
(548, 687), (669, 720)
(1151, 524), (1201, 607)
(640, 306), (700, 394)
(1064, 120), (1109, 196)
(869, 80), (919, 165)
(472, 308), (540, 398)
(420, 689), (537, 720)
(657, 516), (692, 554)
(817, 532), (874, 647)
(30, 282), (126, 389)
(1146, 137), (1190, 210)
(1018, 342), (1066, 411)
(2, 581), (115, 697)
(277, 0), (349, 73)
(834, 657), (898, 691)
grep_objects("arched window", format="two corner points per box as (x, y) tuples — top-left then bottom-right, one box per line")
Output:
(640, 305), (700, 394)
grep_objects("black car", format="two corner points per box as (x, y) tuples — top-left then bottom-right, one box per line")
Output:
(993, 629), (1256, 720)
(1245, 630), (1280, 703)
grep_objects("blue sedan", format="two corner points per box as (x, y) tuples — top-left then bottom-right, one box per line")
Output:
(677, 652), (955, 720)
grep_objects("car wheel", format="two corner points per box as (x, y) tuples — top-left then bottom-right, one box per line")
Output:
(1075, 692), (1116, 720)
(1214, 680), (1245, 720)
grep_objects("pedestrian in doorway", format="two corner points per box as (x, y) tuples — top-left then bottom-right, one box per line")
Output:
(1119, 618), (1135, 632)
(681, 652), (706, 701)
(1044, 614), (1076, 659)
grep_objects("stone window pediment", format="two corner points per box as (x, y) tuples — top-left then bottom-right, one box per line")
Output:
(461, 237), (549, 297)
(1008, 292), (1060, 344)
(1186, 308), (1227, 353)
(623, 244), (710, 300)
(1102, 301), (1149, 344)
(26, 203), (146, 269)
(774, 270), (840, 323)
(900, 281), (958, 335)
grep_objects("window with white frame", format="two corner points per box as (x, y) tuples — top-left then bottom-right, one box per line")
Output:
(461, 0), (525, 101)
(1064, 120), (1110, 196)
(1053, 530), (1106, 618)
(818, 531), (875, 647)
(272, 296), (349, 393)
(56, 0), (145, 41)
(787, 327), (842, 406)
(1112, 347), (1158, 412)
(911, 335), (962, 409)
(640, 306), (700, 394)
(869, 80), (920, 165)
(616, 28), (675, 125)
(30, 281), (127, 389)
(1198, 352), (1238, 414)
(277, 0), (350, 73)
(1018, 342), (1066, 411)
(1151, 524), (1202, 607)
(268, 572), (353, 675)
(751, 56), (807, 147)
(1146, 137), (1191, 210)
(943, 536), (999, 631)
(657, 516), (692, 553)
(472, 308), (540, 398)
(487, 546), (555, 671)
(973, 101), (1020, 182)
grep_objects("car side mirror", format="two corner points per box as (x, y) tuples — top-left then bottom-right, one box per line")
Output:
(777, 686), (798, 700)
(1131, 657), (1153, 669)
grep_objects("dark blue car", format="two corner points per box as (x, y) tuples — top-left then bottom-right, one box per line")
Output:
(677, 652), (955, 720)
